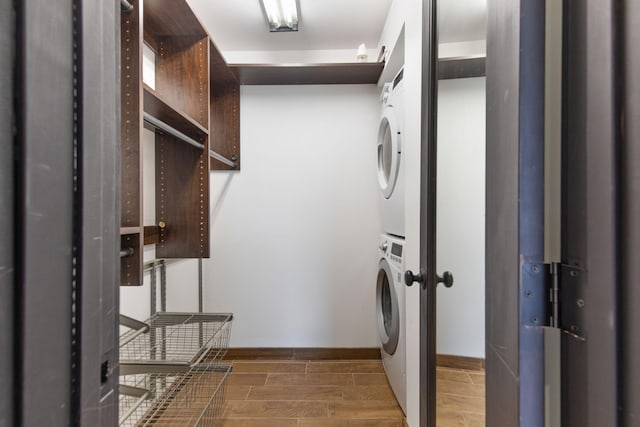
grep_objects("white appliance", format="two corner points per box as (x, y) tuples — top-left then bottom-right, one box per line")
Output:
(376, 233), (406, 414)
(377, 68), (405, 237)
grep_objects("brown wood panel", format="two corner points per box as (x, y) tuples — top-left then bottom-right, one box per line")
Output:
(224, 348), (381, 361)
(436, 354), (485, 371)
(210, 40), (238, 86)
(155, 133), (209, 258)
(120, 233), (142, 286)
(438, 57), (486, 80)
(120, 0), (143, 286)
(120, 0), (143, 228)
(143, 0), (207, 38)
(143, 225), (160, 245)
(230, 63), (384, 85)
(120, 226), (142, 235)
(143, 85), (208, 142)
(155, 35), (209, 129)
(210, 82), (240, 171)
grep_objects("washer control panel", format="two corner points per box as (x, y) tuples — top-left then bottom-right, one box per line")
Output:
(379, 236), (404, 268)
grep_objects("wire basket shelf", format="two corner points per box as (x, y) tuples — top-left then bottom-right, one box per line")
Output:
(120, 312), (233, 365)
(119, 363), (231, 427)
(119, 312), (233, 426)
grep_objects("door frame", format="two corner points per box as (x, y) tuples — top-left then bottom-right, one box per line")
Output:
(10, 1), (120, 425)
(621, 1), (640, 423)
(418, 0), (438, 424)
(0, 0), (15, 425)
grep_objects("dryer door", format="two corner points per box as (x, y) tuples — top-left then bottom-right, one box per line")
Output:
(377, 107), (402, 199)
(377, 258), (400, 355)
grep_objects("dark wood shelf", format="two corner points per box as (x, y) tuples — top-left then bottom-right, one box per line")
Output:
(143, 84), (208, 143)
(230, 62), (384, 85)
(144, 0), (207, 38)
(439, 56), (486, 80)
(120, 226), (142, 235)
(210, 42), (240, 171)
(143, 225), (161, 245)
(210, 41), (238, 87)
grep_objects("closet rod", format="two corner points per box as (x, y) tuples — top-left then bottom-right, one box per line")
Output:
(143, 112), (205, 151)
(209, 149), (236, 168)
(120, 247), (135, 258)
(120, 0), (133, 12)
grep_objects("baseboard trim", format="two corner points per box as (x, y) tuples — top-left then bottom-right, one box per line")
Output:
(224, 348), (381, 361)
(223, 348), (485, 370)
(436, 354), (485, 371)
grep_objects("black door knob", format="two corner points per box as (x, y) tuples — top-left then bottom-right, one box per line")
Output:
(404, 269), (426, 287)
(436, 271), (454, 288)
(405, 269), (454, 288)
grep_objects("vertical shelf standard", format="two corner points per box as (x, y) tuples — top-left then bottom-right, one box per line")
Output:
(120, 0), (144, 285)
(210, 41), (240, 171)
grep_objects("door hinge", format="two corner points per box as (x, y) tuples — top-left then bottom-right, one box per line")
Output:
(544, 262), (586, 342)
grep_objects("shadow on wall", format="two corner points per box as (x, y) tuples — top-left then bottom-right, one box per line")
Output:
(210, 173), (235, 227)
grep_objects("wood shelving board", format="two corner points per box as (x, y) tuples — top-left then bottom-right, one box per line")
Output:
(438, 56), (486, 80)
(121, 226), (142, 235)
(143, 84), (208, 143)
(230, 62), (384, 85)
(210, 41), (237, 86)
(143, 0), (207, 38)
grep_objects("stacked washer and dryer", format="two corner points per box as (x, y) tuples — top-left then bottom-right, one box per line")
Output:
(376, 68), (407, 414)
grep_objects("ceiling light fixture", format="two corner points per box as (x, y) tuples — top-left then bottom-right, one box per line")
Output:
(260, 0), (299, 32)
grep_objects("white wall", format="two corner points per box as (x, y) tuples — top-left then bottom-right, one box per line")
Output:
(223, 48), (380, 64)
(436, 77), (486, 358)
(204, 84), (382, 348)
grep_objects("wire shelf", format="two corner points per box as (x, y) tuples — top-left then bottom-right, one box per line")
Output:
(120, 312), (233, 365)
(119, 363), (231, 427)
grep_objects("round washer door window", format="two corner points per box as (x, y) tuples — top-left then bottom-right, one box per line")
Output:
(377, 107), (401, 199)
(376, 259), (399, 355)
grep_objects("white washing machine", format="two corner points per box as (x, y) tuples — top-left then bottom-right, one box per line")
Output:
(376, 233), (406, 414)
(377, 68), (405, 238)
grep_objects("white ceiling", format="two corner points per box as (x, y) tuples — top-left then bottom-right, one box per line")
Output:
(187, 0), (486, 52)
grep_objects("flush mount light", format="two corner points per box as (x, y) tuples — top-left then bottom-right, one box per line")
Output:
(260, 0), (299, 32)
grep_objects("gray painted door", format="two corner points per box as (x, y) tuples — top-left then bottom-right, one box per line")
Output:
(560, 1), (620, 425)
(485, 1), (546, 426)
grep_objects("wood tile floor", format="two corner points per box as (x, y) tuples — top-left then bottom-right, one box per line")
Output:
(220, 360), (485, 427)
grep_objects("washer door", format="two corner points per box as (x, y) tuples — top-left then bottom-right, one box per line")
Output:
(377, 107), (402, 199)
(377, 258), (400, 355)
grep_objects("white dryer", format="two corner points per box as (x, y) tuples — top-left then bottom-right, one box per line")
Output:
(376, 233), (406, 414)
(377, 68), (405, 238)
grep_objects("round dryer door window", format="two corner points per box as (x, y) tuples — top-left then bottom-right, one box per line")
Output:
(376, 259), (399, 355)
(377, 107), (401, 199)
